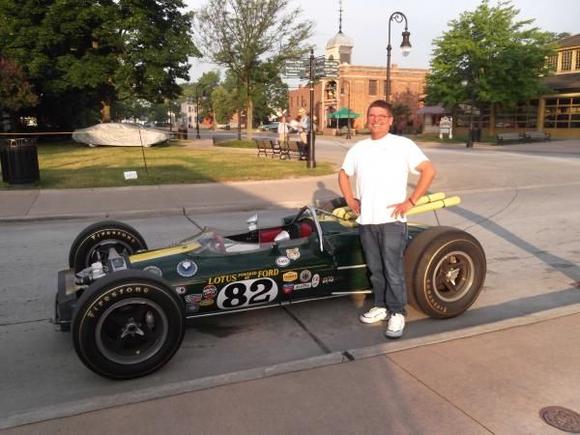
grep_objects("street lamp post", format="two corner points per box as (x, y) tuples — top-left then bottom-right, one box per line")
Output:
(386, 11), (412, 102)
(341, 80), (352, 139)
(194, 86), (201, 139)
(461, 80), (474, 148)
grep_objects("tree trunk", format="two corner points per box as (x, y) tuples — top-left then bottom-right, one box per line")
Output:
(100, 98), (111, 123)
(245, 75), (252, 140)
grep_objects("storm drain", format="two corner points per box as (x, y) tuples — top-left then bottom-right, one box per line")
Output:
(540, 406), (580, 433)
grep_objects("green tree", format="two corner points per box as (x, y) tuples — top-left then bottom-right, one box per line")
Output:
(211, 86), (237, 124)
(0, 57), (38, 112)
(182, 71), (221, 120)
(251, 60), (289, 124)
(425, 0), (555, 132)
(0, 0), (199, 128)
(194, 0), (313, 137)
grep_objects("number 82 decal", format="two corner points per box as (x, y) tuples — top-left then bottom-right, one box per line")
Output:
(217, 278), (278, 310)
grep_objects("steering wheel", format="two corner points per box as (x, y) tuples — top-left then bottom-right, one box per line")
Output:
(288, 206), (310, 225)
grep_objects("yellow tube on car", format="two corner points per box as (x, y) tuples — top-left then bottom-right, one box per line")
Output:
(406, 196), (461, 216)
(415, 192), (446, 206)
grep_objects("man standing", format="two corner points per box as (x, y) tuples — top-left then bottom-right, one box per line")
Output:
(338, 100), (436, 338)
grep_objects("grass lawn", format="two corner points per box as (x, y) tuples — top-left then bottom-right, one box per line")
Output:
(0, 140), (336, 189)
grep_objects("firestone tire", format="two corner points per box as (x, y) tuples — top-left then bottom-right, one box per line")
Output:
(68, 221), (147, 272)
(404, 226), (486, 319)
(72, 270), (185, 380)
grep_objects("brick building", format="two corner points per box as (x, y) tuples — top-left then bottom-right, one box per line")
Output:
(288, 24), (428, 134)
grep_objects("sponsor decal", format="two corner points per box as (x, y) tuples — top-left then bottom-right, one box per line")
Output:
(322, 276), (335, 285)
(203, 285), (218, 299)
(175, 286), (187, 295)
(199, 299), (214, 307)
(276, 256), (291, 267)
(143, 265), (163, 276)
(282, 283), (294, 294)
(184, 294), (202, 304)
(286, 248), (301, 261)
(177, 260), (198, 277)
(282, 271), (298, 282)
(294, 282), (312, 290)
(208, 269), (279, 285)
(217, 278), (279, 310)
(299, 269), (312, 283)
(311, 274), (320, 288)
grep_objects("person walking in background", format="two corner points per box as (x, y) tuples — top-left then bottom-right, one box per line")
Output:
(277, 114), (289, 145)
(338, 100), (436, 338)
(293, 113), (308, 160)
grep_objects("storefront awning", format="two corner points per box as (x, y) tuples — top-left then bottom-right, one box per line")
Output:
(328, 107), (360, 119)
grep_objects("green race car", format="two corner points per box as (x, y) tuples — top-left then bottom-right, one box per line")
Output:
(54, 201), (486, 379)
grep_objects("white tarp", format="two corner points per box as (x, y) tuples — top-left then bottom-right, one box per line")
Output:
(72, 123), (170, 147)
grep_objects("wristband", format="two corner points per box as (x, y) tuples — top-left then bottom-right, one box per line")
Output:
(408, 198), (416, 206)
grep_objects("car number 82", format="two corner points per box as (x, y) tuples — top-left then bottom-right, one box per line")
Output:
(217, 278), (278, 310)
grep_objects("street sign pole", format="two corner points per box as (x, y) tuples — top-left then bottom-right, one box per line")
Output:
(308, 49), (316, 169)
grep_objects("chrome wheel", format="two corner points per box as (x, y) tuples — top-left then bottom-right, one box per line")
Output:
(432, 250), (475, 303)
(95, 298), (168, 365)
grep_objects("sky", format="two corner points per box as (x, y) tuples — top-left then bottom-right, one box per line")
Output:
(184, 0), (579, 82)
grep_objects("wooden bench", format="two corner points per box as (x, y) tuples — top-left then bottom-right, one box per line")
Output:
(496, 132), (523, 145)
(524, 131), (550, 142)
(279, 140), (305, 160)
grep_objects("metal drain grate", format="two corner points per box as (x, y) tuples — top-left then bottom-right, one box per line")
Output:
(540, 406), (580, 433)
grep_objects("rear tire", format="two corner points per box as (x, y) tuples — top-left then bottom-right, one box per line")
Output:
(72, 270), (185, 379)
(68, 221), (147, 272)
(404, 227), (486, 318)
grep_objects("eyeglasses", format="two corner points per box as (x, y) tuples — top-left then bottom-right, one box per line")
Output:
(368, 114), (392, 120)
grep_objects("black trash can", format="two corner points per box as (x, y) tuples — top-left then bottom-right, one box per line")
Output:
(1, 141), (40, 184)
(0, 143), (10, 182)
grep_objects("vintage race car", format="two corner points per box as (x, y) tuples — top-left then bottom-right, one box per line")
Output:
(54, 195), (486, 379)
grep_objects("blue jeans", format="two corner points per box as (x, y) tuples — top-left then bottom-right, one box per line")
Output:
(359, 222), (408, 315)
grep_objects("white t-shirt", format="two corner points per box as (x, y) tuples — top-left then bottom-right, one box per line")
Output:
(341, 134), (429, 225)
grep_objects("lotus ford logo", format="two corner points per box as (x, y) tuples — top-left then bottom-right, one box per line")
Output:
(177, 260), (198, 277)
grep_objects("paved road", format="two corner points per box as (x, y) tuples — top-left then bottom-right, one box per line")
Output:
(2, 140), (580, 431)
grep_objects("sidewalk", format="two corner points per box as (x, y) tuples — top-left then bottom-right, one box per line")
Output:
(2, 138), (580, 434)
(1, 138), (578, 222)
(4, 310), (580, 434)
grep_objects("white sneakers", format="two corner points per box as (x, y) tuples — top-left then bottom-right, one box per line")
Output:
(359, 307), (388, 324)
(360, 307), (405, 339)
(385, 313), (405, 339)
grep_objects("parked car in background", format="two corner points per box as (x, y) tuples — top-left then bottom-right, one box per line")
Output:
(260, 122), (279, 132)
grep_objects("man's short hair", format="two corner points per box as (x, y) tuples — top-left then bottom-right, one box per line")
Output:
(367, 100), (393, 117)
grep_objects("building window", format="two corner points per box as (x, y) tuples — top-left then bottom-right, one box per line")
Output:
(368, 80), (378, 96)
(544, 97), (580, 128)
(576, 49), (580, 70)
(546, 54), (557, 72)
(561, 50), (572, 71)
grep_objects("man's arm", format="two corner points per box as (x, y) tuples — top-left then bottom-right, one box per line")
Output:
(338, 169), (360, 215)
(391, 160), (437, 218)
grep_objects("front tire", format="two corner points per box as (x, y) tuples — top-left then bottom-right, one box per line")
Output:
(405, 227), (486, 318)
(68, 221), (147, 272)
(72, 270), (185, 379)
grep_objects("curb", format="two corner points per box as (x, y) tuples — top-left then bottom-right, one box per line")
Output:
(3, 302), (580, 430)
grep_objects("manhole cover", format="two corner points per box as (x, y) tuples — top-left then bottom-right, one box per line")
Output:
(540, 406), (580, 433)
